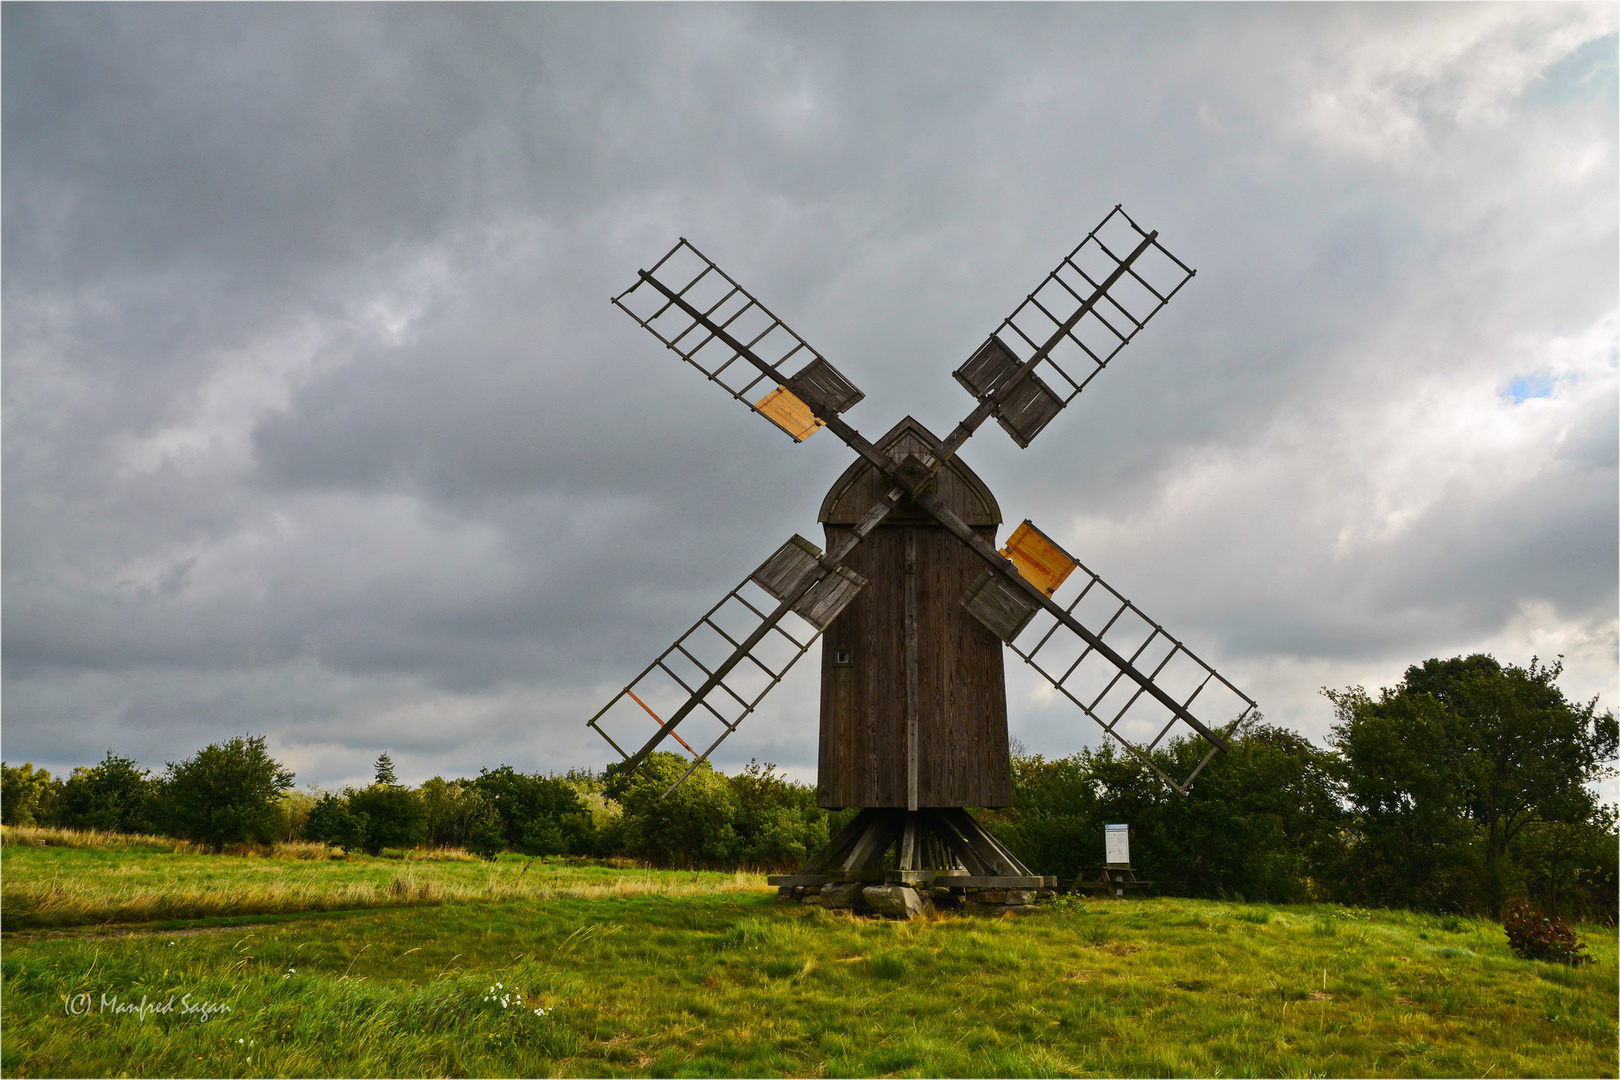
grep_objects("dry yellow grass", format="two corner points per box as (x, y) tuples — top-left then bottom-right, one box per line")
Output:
(2, 826), (487, 863)
(1, 825), (201, 853)
(2, 841), (766, 928)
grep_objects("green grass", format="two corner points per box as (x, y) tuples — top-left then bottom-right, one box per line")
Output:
(2, 845), (1616, 1077)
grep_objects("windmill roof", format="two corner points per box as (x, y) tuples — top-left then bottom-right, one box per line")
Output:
(818, 416), (1002, 526)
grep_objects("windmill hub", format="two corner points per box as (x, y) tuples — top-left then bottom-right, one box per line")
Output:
(587, 206), (1256, 915)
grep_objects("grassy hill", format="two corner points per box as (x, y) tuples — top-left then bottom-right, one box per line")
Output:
(2, 834), (1615, 1078)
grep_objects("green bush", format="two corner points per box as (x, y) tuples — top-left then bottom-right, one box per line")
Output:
(609, 753), (740, 868)
(729, 760), (830, 871)
(419, 776), (500, 849)
(58, 752), (163, 834)
(984, 719), (1344, 902)
(1, 762), (63, 827)
(472, 766), (591, 856)
(600, 755), (838, 871)
(275, 789), (318, 843)
(466, 810), (507, 859)
(304, 792), (368, 853)
(161, 735), (295, 850)
(348, 785), (427, 854)
(1510, 809), (1619, 923)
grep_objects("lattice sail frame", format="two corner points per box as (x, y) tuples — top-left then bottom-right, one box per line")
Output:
(587, 534), (864, 795)
(979, 532), (1256, 794)
(611, 238), (864, 441)
(955, 205), (1196, 448)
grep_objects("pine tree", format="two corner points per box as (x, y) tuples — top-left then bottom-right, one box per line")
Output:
(374, 752), (398, 787)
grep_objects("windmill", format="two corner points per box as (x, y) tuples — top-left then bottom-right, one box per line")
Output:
(587, 206), (1256, 905)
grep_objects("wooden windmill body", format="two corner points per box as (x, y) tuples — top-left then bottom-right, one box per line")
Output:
(817, 417), (1010, 811)
(586, 205), (1258, 896)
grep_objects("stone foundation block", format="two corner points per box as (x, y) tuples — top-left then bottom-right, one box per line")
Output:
(818, 881), (865, 910)
(862, 885), (924, 919)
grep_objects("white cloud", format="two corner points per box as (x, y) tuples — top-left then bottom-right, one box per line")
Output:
(1293, 5), (1617, 163)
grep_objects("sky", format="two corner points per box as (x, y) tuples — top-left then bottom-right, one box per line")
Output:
(4, 3), (1616, 794)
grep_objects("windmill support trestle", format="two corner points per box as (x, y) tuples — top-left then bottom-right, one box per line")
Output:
(767, 808), (1057, 904)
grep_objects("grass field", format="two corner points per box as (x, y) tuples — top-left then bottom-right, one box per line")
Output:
(2, 837), (1616, 1078)
(2, 833), (754, 929)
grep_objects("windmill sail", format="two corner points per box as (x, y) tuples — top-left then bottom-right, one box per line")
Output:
(587, 534), (866, 795)
(956, 523), (1254, 793)
(612, 238), (865, 442)
(953, 205), (1196, 448)
(587, 484), (905, 793)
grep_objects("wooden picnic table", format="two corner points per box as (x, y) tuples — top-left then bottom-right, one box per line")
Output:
(1067, 864), (1154, 898)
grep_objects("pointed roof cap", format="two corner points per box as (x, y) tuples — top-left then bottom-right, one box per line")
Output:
(818, 416), (1002, 526)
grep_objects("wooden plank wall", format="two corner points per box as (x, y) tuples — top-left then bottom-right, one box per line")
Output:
(818, 522), (1012, 809)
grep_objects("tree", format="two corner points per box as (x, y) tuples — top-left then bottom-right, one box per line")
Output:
(467, 809), (508, 859)
(374, 752), (398, 786)
(419, 776), (501, 850)
(1324, 685), (1476, 910)
(348, 784), (427, 853)
(472, 766), (590, 856)
(1149, 721), (1347, 902)
(728, 760), (831, 871)
(1329, 655), (1618, 916)
(304, 792), (369, 853)
(562, 770), (626, 857)
(1, 762), (63, 827)
(163, 735), (295, 850)
(607, 753), (739, 868)
(981, 748), (1107, 884)
(985, 719), (1346, 902)
(58, 751), (162, 834)
(1511, 807), (1618, 922)
(276, 789), (318, 843)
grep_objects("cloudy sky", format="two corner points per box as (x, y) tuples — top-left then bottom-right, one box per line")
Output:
(5, 3), (1616, 793)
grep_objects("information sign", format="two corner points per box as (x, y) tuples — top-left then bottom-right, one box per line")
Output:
(1104, 823), (1130, 866)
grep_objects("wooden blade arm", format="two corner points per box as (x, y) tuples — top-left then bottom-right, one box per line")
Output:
(617, 487), (906, 776)
(909, 488), (1232, 753)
